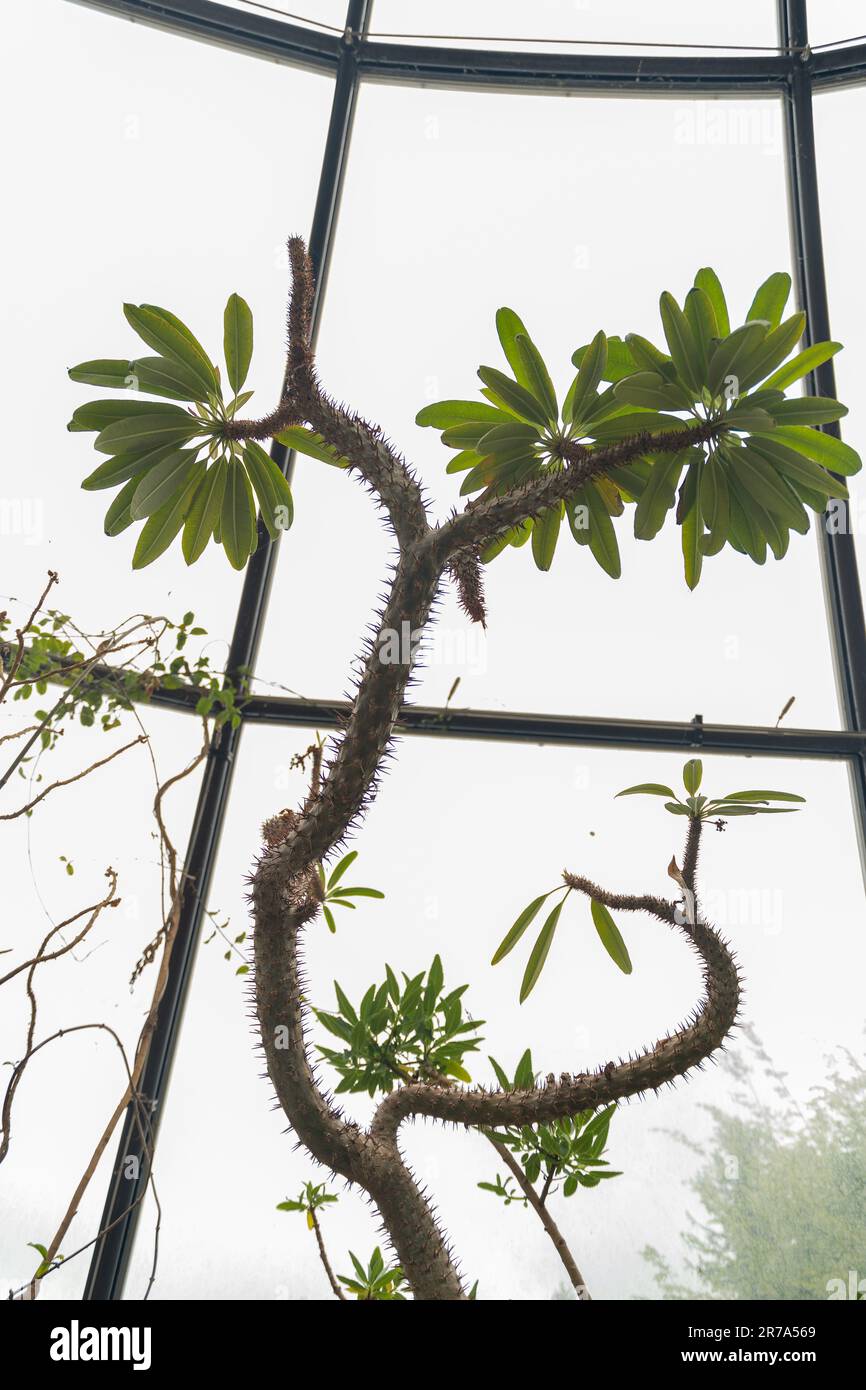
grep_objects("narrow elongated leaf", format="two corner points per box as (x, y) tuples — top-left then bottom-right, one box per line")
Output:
(124, 304), (218, 398)
(81, 439), (182, 491)
(327, 851), (358, 889)
(130, 448), (201, 519)
(530, 503), (562, 571)
(243, 440), (294, 539)
(737, 312), (806, 391)
(746, 272), (791, 330)
(495, 307), (534, 389)
(519, 901), (565, 1004)
(584, 482), (621, 578)
(182, 459), (227, 564)
(634, 452), (686, 541)
(756, 426), (860, 476)
(728, 444), (810, 532)
(680, 457), (704, 589)
(614, 372), (691, 411)
(747, 436), (847, 499)
(69, 398), (189, 433)
(768, 397), (848, 426)
(477, 366), (551, 428)
(564, 330), (607, 426)
(513, 332), (558, 425)
(693, 268), (730, 337)
(132, 355), (210, 401)
(68, 359), (133, 389)
(94, 413), (201, 455)
(492, 893), (554, 965)
(615, 783), (677, 798)
(103, 476), (140, 536)
(221, 457), (256, 570)
(659, 291), (702, 392)
(476, 422), (540, 454)
(762, 341), (842, 391)
(717, 789), (805, 803)
(625, 333), (673, 375)
(700, 453), (730, 556)
(572, 335), (635, 383)
(275, 425), (344, 467)
(224, 293), (253, 394)
(132, 474), (198, 569)
(684, 286), (718, 365)
(415, 399), (507, 429)
(683, 759), (702, 794)
(706, 322), (768, 397)
(590, 900), (632, 975)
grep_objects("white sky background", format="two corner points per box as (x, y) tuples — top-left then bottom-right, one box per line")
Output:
(2, 0), (865, 1301)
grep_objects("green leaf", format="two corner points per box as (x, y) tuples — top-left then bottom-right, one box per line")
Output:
(68, 359), (134, 389)
(514, 1047), (535, 1089)
(182, 459), (227, 564)
(746, 436), (848, 501)
(243, 440), (294, 539)
(221, 457), (256, 570)
(746, 272), (791, 331)
(492, 893), (554, 965)
(700, 453), (730, 556)
(530, 503), (562, 571)
(512, 332), (557, 425)
(726, 444), (809, 532)
(614, 372), (692, 411)
(81, 439), (184, 492)
(590, 900), (632, 975)
(683, 758), (702, 794)
(572, 335), (635, 383)
(224, 293), (253, 394)
(275, 425), (345, 467)
(132, 355), (211, 401)
(693, 268), (730, 337)
(94, 413), (201, 456)
(769, 397), (848, 426)
(625, 333), (674, 376)
(757, 426), (860, 476)
(476, 421), (540, 455)
(633, 452), (687, 541)
(737, 312), (806, 392)
(519, 900), (565, 1004)
(659, 290), (702, 392)
(328, 886), (384, 899)
(327, 850), (358, 889)
(761, 341), (843, 391)
(585, 482), (621, 578)
(130, 448), (201, 520)
(707, 322), (769, 397)
(495, 307), (535, 389)
(103, 476), (140, 536)
(132, 474), (199, 569)
(70, 398), (191, 433)
(124, 303), (218, 399)
(564, 330), (607, 426)
(716, 789), (805, 804)
(680, 457), (704, 590)
(415, 399), (507, 429)
(684, 286), (718, 370)
(615, 783), (677, 799)
(478, 366), (552, 428)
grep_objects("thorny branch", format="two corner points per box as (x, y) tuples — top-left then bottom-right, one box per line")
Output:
(234, 238), (742, 1300)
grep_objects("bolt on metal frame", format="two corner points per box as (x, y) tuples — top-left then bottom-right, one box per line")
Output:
(65, 0), (866, 1298)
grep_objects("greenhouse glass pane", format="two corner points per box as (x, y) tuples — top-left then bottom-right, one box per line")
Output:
(256, 82), (840, 729)
(1, 1), (333, 652)
(123, 729), (865, 1299)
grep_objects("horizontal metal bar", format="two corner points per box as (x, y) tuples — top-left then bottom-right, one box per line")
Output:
(143, 680), (865, 758)
(812, 41), (866, 90)
(66, 0), (344, 73)
(49, 0), (790, 94)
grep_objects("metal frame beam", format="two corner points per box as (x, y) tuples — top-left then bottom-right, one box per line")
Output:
(83, 0), (373, 1300)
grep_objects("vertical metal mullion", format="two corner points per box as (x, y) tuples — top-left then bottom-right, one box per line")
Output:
(779, 0), (866, 874)
(83, 0), (373, 1301)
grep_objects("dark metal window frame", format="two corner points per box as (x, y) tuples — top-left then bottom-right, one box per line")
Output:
(65, 0), (866, 1299)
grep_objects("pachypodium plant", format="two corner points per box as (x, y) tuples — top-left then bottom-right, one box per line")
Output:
(68, 237), (845, 1299)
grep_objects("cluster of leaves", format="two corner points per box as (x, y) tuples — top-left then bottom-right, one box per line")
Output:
(67, 295), (323, 570)
(314, 955), (484, 1096)
(417, 269), (860, 586)
(480, 1051), (620, 1201)
(493, 758), (804, 1002)
(493, 882), (632, 1004)
(276, 1180), (339, 1230)
(314, 850), (385, 934)
(2, 607), (242, 750)
(617, 757), (806, 821)
(338, 1248), (409, 1301)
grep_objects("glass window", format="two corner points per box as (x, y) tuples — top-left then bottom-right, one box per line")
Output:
(257, 81), (839, 728)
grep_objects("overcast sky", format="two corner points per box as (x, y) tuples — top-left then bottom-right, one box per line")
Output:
(2, 0), (865, 1302)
